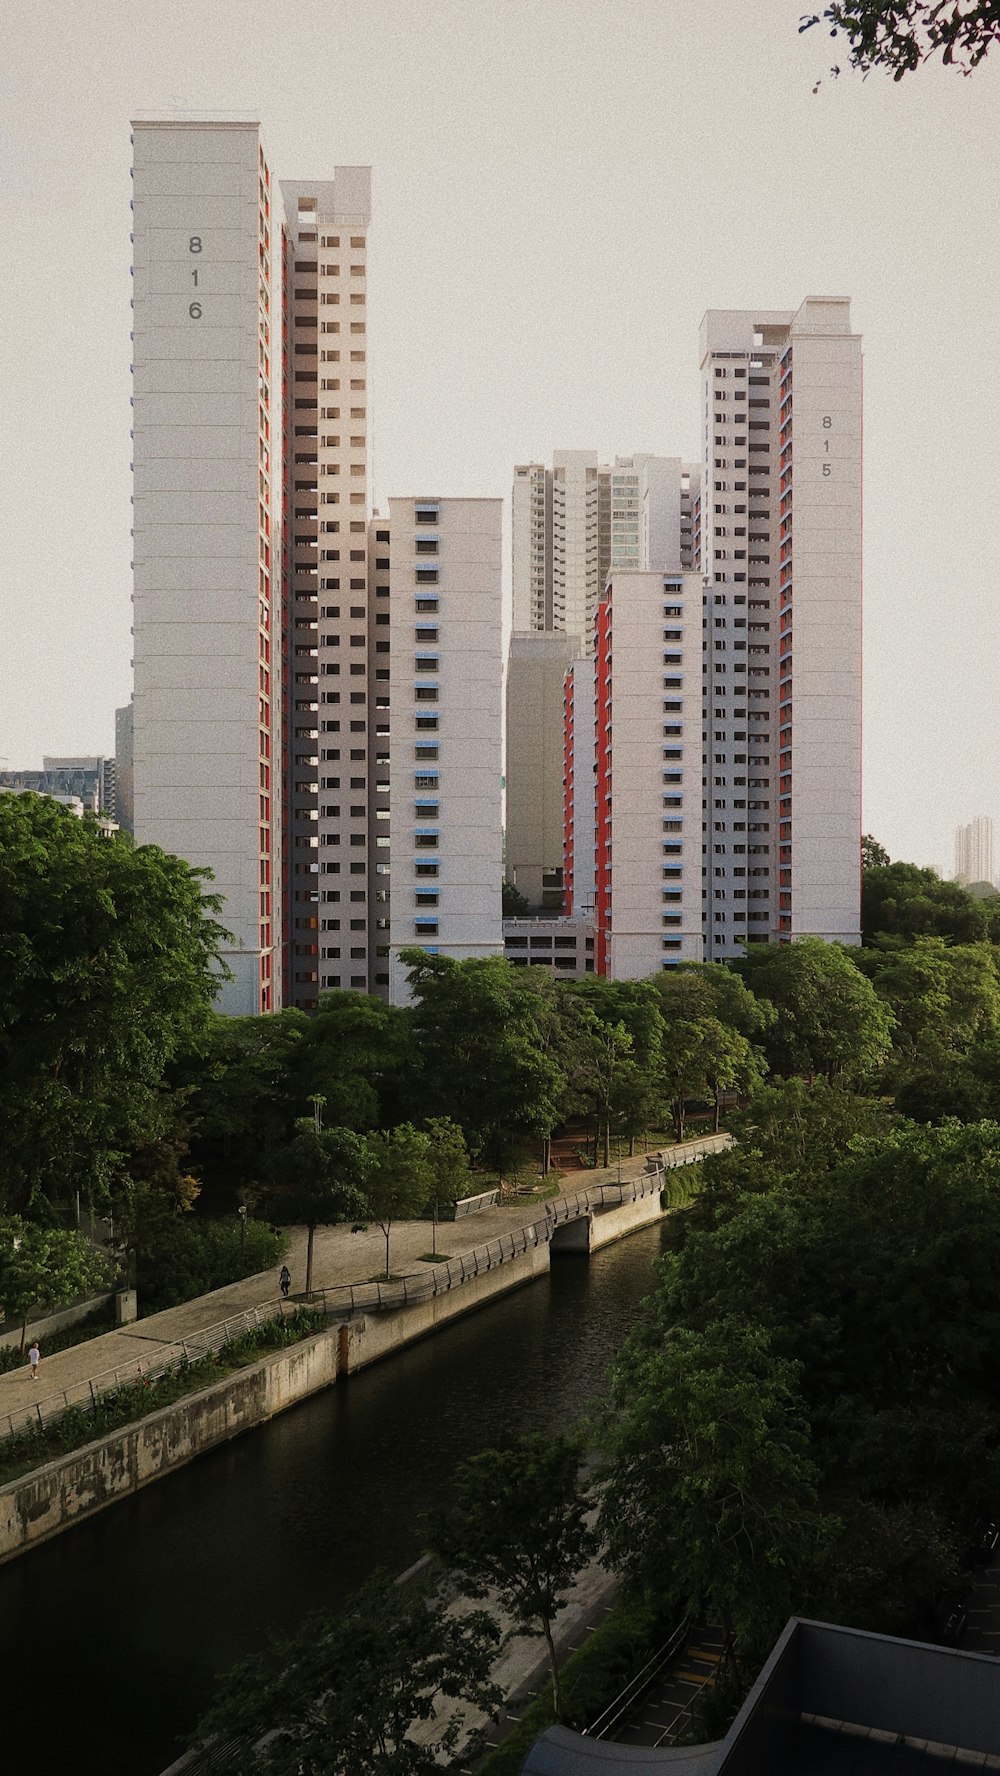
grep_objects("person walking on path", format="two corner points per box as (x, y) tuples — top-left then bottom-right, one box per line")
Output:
(28, 1341), (40, 1381)
(279, 1265), (291, 1300)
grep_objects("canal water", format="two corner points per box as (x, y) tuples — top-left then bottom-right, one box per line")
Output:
(0, 1222), (668, 1776)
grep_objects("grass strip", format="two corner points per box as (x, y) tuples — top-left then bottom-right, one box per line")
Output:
(0, 1307), (323, 1488)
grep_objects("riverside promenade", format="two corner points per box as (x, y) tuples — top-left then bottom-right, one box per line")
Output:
(0, 1134), (729, 1438)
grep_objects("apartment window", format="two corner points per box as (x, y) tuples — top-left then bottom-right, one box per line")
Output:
(415, 537), (438, 555)
(415, 862), (439, 877)
(414, 685), (438, 702)
(415, 505), (439, 525)
(415, 716), (439, 731)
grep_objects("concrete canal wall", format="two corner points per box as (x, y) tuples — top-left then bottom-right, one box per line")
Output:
(0, 1237), (552, 1564)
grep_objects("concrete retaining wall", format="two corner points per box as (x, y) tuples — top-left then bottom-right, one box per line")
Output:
(341, 1241), (551, 1372)
(0, 1291), (116, 1353)
(0, 1240), (552, 1563)
(550, 1176), (689, 1255)
(0, 1331), (340, 1566)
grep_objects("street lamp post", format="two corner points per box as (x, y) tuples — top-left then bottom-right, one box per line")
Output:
(237, 1203), (248, 1269)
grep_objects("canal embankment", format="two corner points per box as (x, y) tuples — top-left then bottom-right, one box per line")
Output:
(0, 1135), (729, 1564)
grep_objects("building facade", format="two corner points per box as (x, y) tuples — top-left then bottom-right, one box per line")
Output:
(594, 571), (705, 977)
(563, 655), (596, 919)
(699, 300), (862, 959)
(511, 450), (699, 648)
(505, 631), (585, 911)
(280, 170), (373, 1008)
(114, 706), (135, 833)
(387, 497), (504, 1005)
(130, 117), (281, 1015)
(955, 816), (996, 887)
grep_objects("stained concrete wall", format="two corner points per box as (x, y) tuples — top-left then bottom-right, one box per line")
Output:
(550, 1181), (676, 1255)
(0, 1329), (340, 1565)
(341, 1242), (551, 1373)
(0, 1239), (553, 1564)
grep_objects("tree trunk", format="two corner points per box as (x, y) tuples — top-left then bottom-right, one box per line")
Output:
(672, 1098), (685, 1143)
(542, 1615), (563, 1721)
(19, 1317), (28, 1355)
(305, 1225), (315, 1300)
(714, 1087), (722, 1134)
(629, 1133), (635, 1157)
(602, 1122), (611, 1168)
(542, 1135), (551, 1177)
(385, 1222), (391, 1279)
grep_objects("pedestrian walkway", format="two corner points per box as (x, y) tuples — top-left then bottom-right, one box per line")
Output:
(0, 1134), (728, 1439)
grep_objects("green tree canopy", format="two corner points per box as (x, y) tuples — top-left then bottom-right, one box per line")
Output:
(183, 1008), (309, 1198)
(400, 953), (565, 1174)
(423, 1117), (472, 1218)
(653, 967), (770, 1138)
(434, 1433), (598, 1719)
(190, 1570), (502, 1775)
(293, 994), (410, 1133)
(600, 1319), (829, 1672)
(501, 878), (531, 917)
(0, 1218), (112, 1350)
(267, 1124), (370, 1297)
(363, 1123), (434, 1278)
(561, 979), (663, 1161)
(0, 794), (227, 1217)
(732, 938), (894, 1082)
(800, 1), (1000, 79)
(600, 1117), (1000, 1656)
(857, 937), (1000, 1077)
(862, 861), (988, 945)
(862, 833), (890, 870)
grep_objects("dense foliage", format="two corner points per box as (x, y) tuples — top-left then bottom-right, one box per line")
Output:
(0, 794), (226, 1217)
(600, 1108), (1000, 1668)
(190, 1570), (502, 1775)
(800, 1), (1000, 79)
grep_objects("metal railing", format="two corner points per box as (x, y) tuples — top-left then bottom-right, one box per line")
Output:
(0, 1133), (731, 1448)
(583, 1616), (690, 1740)
(309, 1133), (731, 1319)
(0, 1297), (298, 1444)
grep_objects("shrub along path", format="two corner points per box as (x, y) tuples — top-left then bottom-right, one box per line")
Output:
(0, 1138), (724, 1439)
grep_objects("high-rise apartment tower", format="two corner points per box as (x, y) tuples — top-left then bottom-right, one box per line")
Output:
(511, 451), (699, 644)
(279, 171), (374, 1008)
(131, 118), (281, 1013)
(955, 817), (996, 888)
(699, 301), (862, 958)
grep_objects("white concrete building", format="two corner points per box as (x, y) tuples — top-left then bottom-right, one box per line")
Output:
(387, 497), (504, 1005)
(281, 169), (374, 1007)
(130, 118), (280, 1014)
(955, 817), (996, 887)
(594, 572), (704, 977)
(699, 300), (862, 957)
(505, 631), (585, 910)
(503, 915), (595, 976)
(511, 451), (699, 646)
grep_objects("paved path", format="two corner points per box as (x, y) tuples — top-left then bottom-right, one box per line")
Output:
(0, 1134), (728, 1437)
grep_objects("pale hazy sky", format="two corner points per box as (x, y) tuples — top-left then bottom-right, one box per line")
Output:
(1, 0), (997, 875)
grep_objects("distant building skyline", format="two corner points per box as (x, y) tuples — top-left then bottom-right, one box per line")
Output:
(954, 815), (996, 888)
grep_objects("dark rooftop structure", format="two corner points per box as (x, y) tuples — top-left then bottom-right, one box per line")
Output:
(519, 1618), (1000, 1774)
